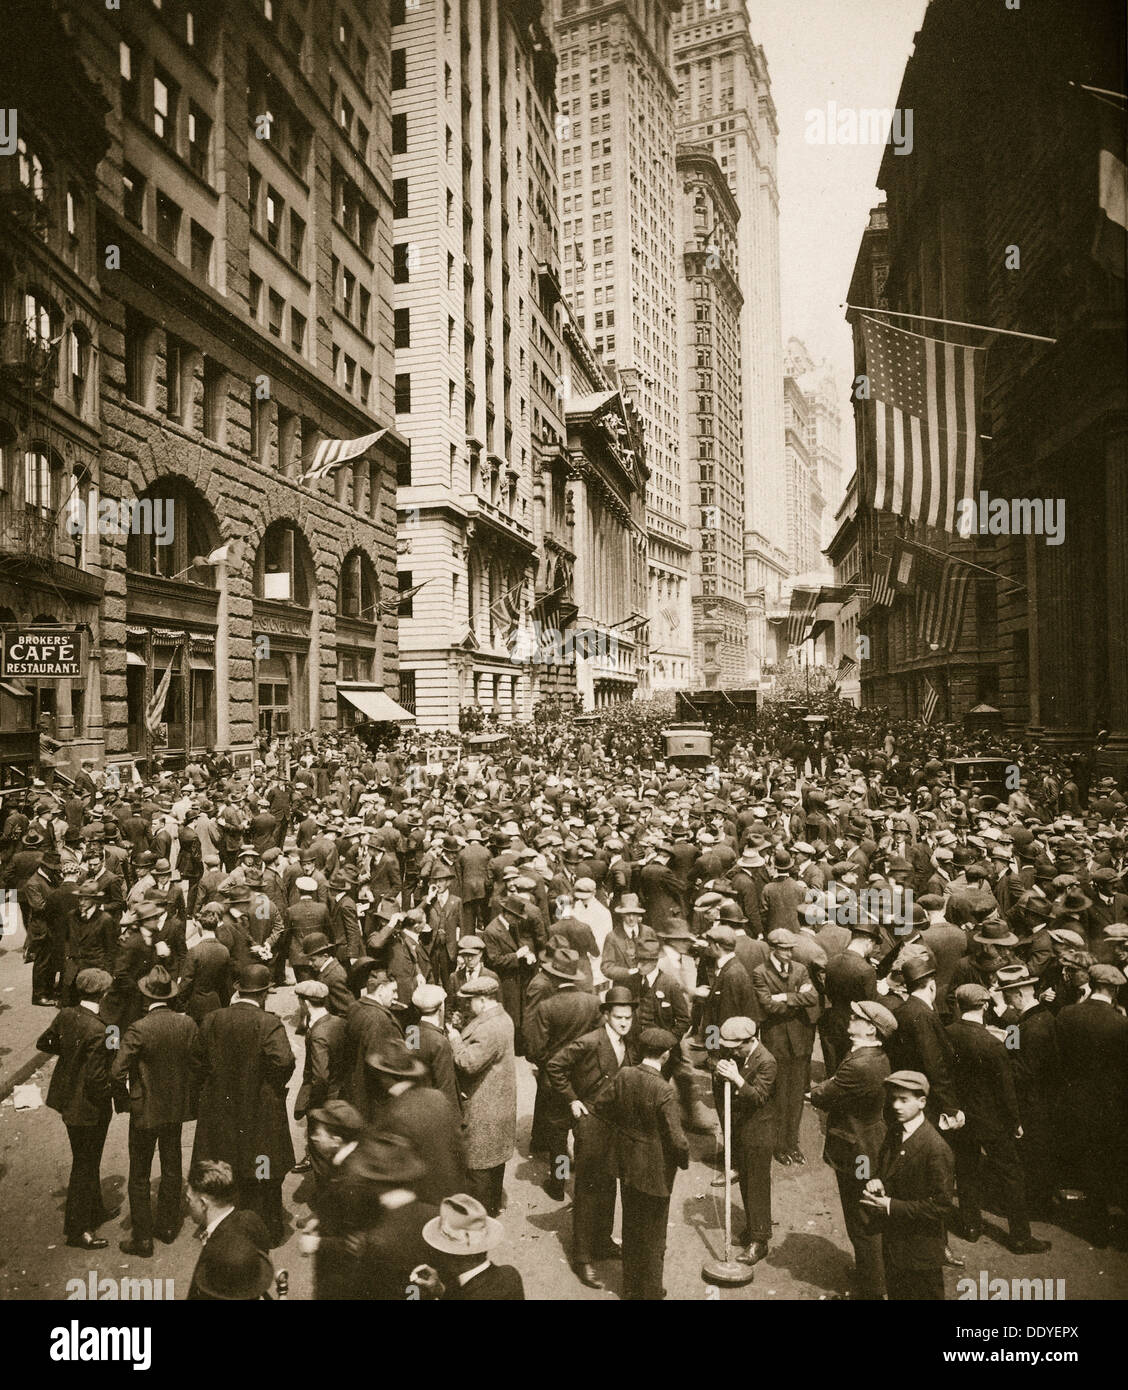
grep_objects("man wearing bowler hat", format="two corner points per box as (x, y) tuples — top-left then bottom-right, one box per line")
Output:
(366, 1039), (466, 1207)
(546, 984), (639, 1288)
(411, 1193), (525, 1300)
(811, 999), (896, 1298)
(110, 965), (198, 1256)
(861, 1070), (955, 1300)
(297, 932), (355, 1016)
(191, 963), (295, 1246)
(606, 1027), (689, 1300)
(291, 979), (348, 1176)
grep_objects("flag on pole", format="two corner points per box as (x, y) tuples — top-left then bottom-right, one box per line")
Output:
(145, 650), (178, 733)
(205, 539), (242, 565)
(922, 678), (939, 726)
(381, 581), (428, 615)
(860, 316), (986, 533)
(785, 587), (820, 646)
(301, 429), (387, 484)
(870, 553), (896, 608)
(837, 654), (860, 682)
(916, 555), (972, 651)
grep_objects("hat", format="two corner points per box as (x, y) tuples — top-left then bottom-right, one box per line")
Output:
(850, 999), (898, 1038)
(75, 967), (113, 998)
(295, 875), (319, 893)
(1102, 924), (1128, 941)
(429, 864), (455, 881)
(366, 1040), (428, 1080)
(224, 883), (252, 905)
(766, 928), (797, 948)
(134, 851), (155, 868)
(301, 932), (335, 957)
(972, 920), (1019, 947)
(422, 1194), (505, 1256)
(457, 975), (500, 999)
(901, 954), (936, 987)
(541, 947), (584, 981)
(238, 964), (272, 994)
(308, 1099), (365, 1138)
(138, 964), (178, 1000)
(349, 1133), (427, 1186)
(717, 1016), (757, 1046)
(133, 901), (165, 923)
(574, 876), (597, 895)
(76, 882), (105, 900)
(193, 1235), (274, 1301)
(349, 958), (385, 991)
(600, 985), (637, 1011)
(955, 983), (991, 1010)
(294, 979), (330, 1001)
(412, 983), (447, 1012)
(614, 893), (645, 916)
(328, 866), (359, 889)
(638, 1027), (678, 1053)
(153, 857), (171, 875)
(658, 921), (697, 945)
(883, 1070), (930, 1096)
(457, 935), (486, 955)
(1048, 927), (1087, 949)
(703, 923), (736, 948)
(772, 847), (793, 870)
(995, 965), (1037, 992)
(1090, 963), (1127, 988)
(1052, 886), (1093, 916)
(717, 901), (747, 926)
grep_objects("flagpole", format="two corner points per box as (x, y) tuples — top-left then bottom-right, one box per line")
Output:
(898, 535), (1028, 592)
(845, 305), (1057, 345)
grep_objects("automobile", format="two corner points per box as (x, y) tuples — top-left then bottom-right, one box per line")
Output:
(945, 755), (1015, 800)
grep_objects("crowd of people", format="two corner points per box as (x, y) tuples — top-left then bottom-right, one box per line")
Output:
(3, 693), (1126, 1301)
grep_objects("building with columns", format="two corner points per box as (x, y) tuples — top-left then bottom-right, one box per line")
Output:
(675, 145), (746, 689)
(392, 0), (567, 729)
(551, 0), (692, 693)
(673, 0), (789, 683)
(1, 0), (404, 778)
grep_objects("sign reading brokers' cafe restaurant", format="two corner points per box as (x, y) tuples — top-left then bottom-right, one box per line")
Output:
(2, 627), (84, 678)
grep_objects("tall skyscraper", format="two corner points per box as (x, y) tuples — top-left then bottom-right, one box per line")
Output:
(674, 0), (788, 681)
(551, 0), (692, 692)
(784, 337), (843, 569)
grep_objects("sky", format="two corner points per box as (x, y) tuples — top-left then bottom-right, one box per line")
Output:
(747, 0), (930, 484)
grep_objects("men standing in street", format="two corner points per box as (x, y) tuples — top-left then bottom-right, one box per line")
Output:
(366, 1040), (466, 1207)
(810, 1000), (896, 1299)
(292, 979), (348, 1177)
(110, 965), (198, 1256)
(546, 985), (639, 1288)
(448, 975), (517, 1217)
(36, 968), (115, 1249)
(342, 965), (403, 1117)
(751, 928), (819, 1165)
(191, 963), (295, 1246)
(712, 1016), (777, 1265)
(861, 1070), (956, 1301)
(606, 1027), (689, 1300)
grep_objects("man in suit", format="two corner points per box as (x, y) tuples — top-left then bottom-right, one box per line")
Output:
(712, 1016), (777, 1264)
(185, 1158), (272, 1300)
(367, 1039), (466, 1207)
(413, 1194), (525, 1300)
(820, 920), (880, 1077)
(61, 883), (117, 1006)
(481, 895), (538, 1054)
(36, 968), (116, 1249)
(751, 928), (819, 1165)
(102, 901), (163, 1032)
(291, 979), (348, 1177)
(327, 865), (363, 963)
(110, 965), (198, 1255)
(423, 864), (462, 991)
(448, 976), (518, 1218)
(760, 849), (808, 936)
(190, 964), (295, 1246)
(606, 1027), (689, 1299)
(632, 934), (709, 1133)
(810, 1000), (896, 1298)
(1055, 963), (1128, 1245)
(636, 842), (687, 936)
(601, 897), (659, 987)
(341, 965), (404, 1117)
(945, 983), (1050, 1255)
(861, 1070), (956, 1300)
(410, 983), (461, 1116)
(546, 985), (639, 1288)
(697, 922), (756, 1039)
(287, 875), (333, 970)
(21, 852), (61, 1005)
(887, 954), (964, 1130)
(524, 948), (603, 1198)
(447, 935), (499, 1013)
(457, 828), (492, 936)
(296, 932), (355, 1015)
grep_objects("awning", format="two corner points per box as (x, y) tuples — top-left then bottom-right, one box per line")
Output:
(0, 680), (32, 699)
(189, 655), (215, 671)
(126, 651), (146, 667)
(338, 686), (416, 722)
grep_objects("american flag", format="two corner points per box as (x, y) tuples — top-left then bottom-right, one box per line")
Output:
(661, 605), (680, 632)
(145, 647), (180, 733)
(916, 554), (972, 650)
(870, 553), (896, 607)
(861, 316), (985, 533)
(922, 678), (939, 725)
(838, 654), (860, 682)
(300, 429), (387, 484)
(785, 587), (820, 646)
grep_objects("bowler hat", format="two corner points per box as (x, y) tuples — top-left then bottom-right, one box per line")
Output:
(422, 1194), (504, 1256)
(900, 954), (936, 987)
(238, 964), (272, 994)
(193, 1236), (274, 1301)
(301, 932), (334, 957)
(600, 985), (637, 1011)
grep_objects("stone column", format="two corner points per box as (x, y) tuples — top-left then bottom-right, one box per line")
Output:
(216, 560), (231, 750)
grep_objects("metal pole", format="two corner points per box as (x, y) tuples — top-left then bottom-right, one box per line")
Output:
(723, 1079), (733, 1261)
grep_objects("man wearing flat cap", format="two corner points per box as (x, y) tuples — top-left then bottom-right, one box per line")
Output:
(410, 982), (461, 1116)
(810, 1000), (896, 1298)
(713, 1016), (777, 1266)
(36, 968), (116, 1249)
(860, 1071), (955, 1300)
(751, 928), (819, 1165)
(946, 985), (1049, 1255)
(605, 1027), (689, 1299)
(110, 965), (198, 1256)
(292, 979), (348, 1176)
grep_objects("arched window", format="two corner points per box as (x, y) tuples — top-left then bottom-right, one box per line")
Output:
(254, 520), (313, 606)
(126, 477), (217, 580)
(337, 548), (380, 620)
(24, 442), (62, 512)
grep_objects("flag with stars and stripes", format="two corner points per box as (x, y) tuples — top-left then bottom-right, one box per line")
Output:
(922, 678), (939, 726)
(870, 553), (896, 608)
(300, 429), (387, 484)
(916, 556), (972, 651)
(861, 316), (985, 533)
(837, 654), (860, 682)
(785, 587), (820, 646)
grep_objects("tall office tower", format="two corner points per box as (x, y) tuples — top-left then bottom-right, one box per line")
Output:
(551, 0), (692, 692)
(674, 0), (788, 681)
(392, 0), (568, 728)
(784, 337), (842, 566)
(783, 356), (825, 578)
(675, 146), (747, 688)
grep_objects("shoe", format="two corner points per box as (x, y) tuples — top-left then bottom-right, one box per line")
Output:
(1009, 1236), (1052, 1255)
(154, 1227), (178, 1245)
(120, 1238), (153, 1258)
(788, 1149), (806, 1166)
(710, 1168), (739, 1187)
(962, 1224), (982, 1244)
(774, 1151), (793, 1166)
(943, 1247), (965, 1268)
(594, 1239), (621, 1259)
(543, 1178), (566, 1201)
(291, 1158), (312, 1173)
(573, 1262), (605, 1289)
(66, 1233), (108, 1251)
(739, 1240), (769, 1266)
(33, 996), (60, 1007)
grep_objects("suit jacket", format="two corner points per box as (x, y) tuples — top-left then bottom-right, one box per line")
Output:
(328, 893), (362, 960)
(1055, 998), (1128, 1141)
(342, 997), (403, 1117)
(450, 1004), (517, 1169)
(887, 995), (960, 1119)
(726, 1040), (778, 1147)
(761, 876), (808, 936)
(37, 1006), (112, 1126)
(426, 891), (464, 956)
(191, 1001), (296, 1177)
(700, 956), (756, 1035)
(180, 938), (234, 1021)
(524, 987), (603, 1068)
(294, 1012), (347, 1118)
(546, 1024), (637, 1110)
(63, 908), (117, 988)
(752, 957), (818, 1056)
(416, 1018), (461, 1115)
(370, 1085), (466, 1204)
(457, 844), (492, 902)
(919, 923), (968, 1010)
(187, 1208), (272, 1300)
(317, 956), (356, 1018)
(945, 1017), (1020, 1139)
(445, 1263), (525, 1300)
(600, 924), (659, 986)
(110, 1004), (198, 1127)
(810, 1044), (889, 1173)
(870, 1117), (955, 1271)
(608, 1063), (689, 1196)
(287, 898), (332, 953)
(637, 861), (686, 934)
(633, 969), (691, 1038)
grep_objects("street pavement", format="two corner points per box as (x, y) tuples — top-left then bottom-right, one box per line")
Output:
(1, 966), (1125, 1302)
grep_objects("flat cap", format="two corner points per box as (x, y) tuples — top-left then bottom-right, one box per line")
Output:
(308, 1100), (365, 1137)
(850, 999), (898, 1038)
(718, 1016), (757, 1045)
(766, 928), (797, 948)
(457, 975), (500, 998)
(457, 935), (486, 953)
(638, 1027), (678, 1053)
(1101, 924), (1128, 941)
(955, 983), (991, 1010)
(295, 875), (319, 893)
(294, 979), (330, 1001)
(75, 967), (113, 997)
(703, 923), (736, 948)
(1090, 963), (1127, 988)
(412, 983), (447, 1012)
(883, 1069), (930, 1095)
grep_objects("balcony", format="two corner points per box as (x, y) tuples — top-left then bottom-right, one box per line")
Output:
(0, 501), (105, 601)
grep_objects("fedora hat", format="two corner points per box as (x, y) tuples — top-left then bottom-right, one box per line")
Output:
(238, 963), (273, 994)
(422, 1194), (504, 1256)
(138, 964), (179, 1000)
(1052, 886), (1092, 916)
(366, 1040), (428, 1080)
(540, 946), (584, 981)
(615, 893), (645, 916)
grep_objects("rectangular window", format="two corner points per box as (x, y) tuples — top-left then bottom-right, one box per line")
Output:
(268, 290), (284, 338)
(393, 178), (409, 219)
(288, 211), (305, 271)
(165, 337), (183, 420)
(155, 191), (181, 255)
(290, 308), (306, 354)
(190, 221), (213, 281)
(120, 40), (139, 114)
(123, 164), (146, 228)
(248, 273), (263, 321)
(153, 70), (178, 146)
(203, 359), (226, 441)
(391, 49), (406, 89)
(187, 104), (211, 179)
(393, 242), (410, 282)
(265, 188), (283, 248)
(395, 373), (411, 413)
(398, 570), (415, 617)
(392, 112), (407, 153)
